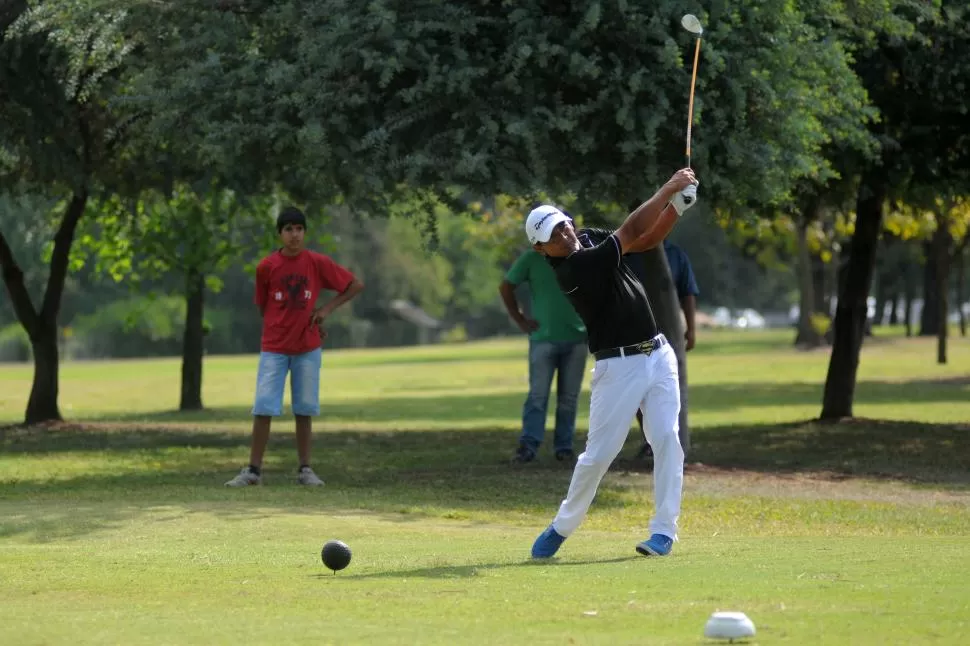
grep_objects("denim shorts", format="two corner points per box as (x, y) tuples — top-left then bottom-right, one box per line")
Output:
(252, 348), (322, 417)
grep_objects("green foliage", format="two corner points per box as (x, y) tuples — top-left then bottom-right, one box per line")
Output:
(316, 203), (512, 346)
(0, 192), (58, 307)
(439, 324), (468, 344)
(0, 1), (136, 192)
(669, 208), (796, 311)
(68, 294), (185, 358)
(0, 322), (30, 361)
(708, 0), (964, 303)
(865, 0), (970, 197)
(6, 0), (965, 364)
(810, 312), (832, 338)
(379, 216), (454, 319)
(72, 0), (887, 214)
(73, 185), (282, 290)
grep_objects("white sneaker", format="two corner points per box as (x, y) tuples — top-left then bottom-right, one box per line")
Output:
(297, 466), (324, 486)
(225, 467), (261, 487)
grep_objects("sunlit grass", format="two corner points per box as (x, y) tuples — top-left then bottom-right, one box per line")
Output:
(0, 329), (968, 644)
(2, 328), (969, 427)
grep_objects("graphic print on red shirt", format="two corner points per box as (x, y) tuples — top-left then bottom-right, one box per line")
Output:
(254, 250), (355, 354)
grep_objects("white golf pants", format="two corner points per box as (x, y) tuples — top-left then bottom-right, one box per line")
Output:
(552, 342), (684, 539)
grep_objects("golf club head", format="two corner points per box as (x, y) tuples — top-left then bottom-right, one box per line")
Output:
(681, 14), (703, 36)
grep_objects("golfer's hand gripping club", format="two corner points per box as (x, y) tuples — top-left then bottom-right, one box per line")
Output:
(669, 168), (699, 217)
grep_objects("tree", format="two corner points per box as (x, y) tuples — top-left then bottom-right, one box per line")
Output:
(76, 186), (279, 410)
(916, 198), (970, 345)
(26, 0), (944, 426)
(131, 0), (887, 442)
(821, 0), (970, 418)
(925, 197), (970, 363)
(714, 203), (845, 348)
(108, 0), (883, 221)
(0, 4), (138, 423)
(0, 193), (59, 327)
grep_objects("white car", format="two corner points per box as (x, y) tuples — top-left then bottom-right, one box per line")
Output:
(735, 308), (766, 329)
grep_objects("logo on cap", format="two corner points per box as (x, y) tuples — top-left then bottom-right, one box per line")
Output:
(534, 214), (553, 231)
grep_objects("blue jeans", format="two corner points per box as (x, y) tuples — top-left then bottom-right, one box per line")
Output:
(252, 348), (322, 416)
(520, 340), (588, 453)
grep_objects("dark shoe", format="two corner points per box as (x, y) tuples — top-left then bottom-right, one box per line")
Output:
(555, 449), (575, 462)
(512, 443), (537, 463)
(531, 524), (567, 559)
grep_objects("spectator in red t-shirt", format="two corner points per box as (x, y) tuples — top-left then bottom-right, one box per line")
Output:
(226, 207), (364, 487)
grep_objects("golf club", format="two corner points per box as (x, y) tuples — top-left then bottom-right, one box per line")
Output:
(681, 13), (703, 168)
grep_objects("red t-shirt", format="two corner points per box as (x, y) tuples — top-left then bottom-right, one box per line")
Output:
(254, 250), (355, 354)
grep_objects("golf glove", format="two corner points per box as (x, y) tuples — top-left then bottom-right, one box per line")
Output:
(671, 183), (699, 216)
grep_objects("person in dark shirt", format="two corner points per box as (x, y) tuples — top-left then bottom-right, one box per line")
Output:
(626, 241), (700, 350)
(625, 241), (700, 460)
(525, 168), (699, 559)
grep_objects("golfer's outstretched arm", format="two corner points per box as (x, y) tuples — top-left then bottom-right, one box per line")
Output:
(624, 206), (680, 252)
(614, 169), (695, 254)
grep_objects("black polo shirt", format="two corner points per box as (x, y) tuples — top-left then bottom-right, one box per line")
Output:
(547, 228), (660, 355)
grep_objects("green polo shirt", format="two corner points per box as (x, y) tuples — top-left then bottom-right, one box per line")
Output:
(505, 250), (586, 343)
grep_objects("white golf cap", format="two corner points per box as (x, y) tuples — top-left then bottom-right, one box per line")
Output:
(525, 205), (570, 245)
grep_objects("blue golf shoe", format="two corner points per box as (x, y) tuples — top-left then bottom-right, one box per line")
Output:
(531, 524), (566, 559)
(636, 533), (674, 557)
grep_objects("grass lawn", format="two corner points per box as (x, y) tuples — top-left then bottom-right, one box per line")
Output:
(0, 329), (968, 645)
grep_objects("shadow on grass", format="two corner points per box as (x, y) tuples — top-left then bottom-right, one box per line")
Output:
(310, 556), (641, 580)
(673, 418), (970, 486)
(1, 417), (967, 543)
(1, 415), (966, 490)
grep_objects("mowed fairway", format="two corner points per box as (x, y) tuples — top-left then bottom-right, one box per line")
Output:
(1, 330), (968, 645)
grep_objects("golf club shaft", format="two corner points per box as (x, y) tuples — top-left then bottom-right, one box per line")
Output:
(685, 36), (702, 168)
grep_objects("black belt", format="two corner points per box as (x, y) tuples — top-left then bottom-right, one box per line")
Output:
(592, 335), (667, 361)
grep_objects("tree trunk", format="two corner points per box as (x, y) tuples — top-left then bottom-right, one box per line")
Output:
(919, 239), (942, 336)
(179, 270), (206, 411)
(0, 190), (87, 425)
(953, 232), (968, 338)
(827, 248), (840, 319)
(933, 223), (952, 364)
(26, 327), (61, 424)
(794, 215), (824, 347)
(903, 258), (917, 337)
(958, 244), (967, 338)
(811, 252), (828, 316)
(888, 293), (899, 325)
(820, 171), (886, 420)
(904, 299), (913, 336)
(639, 247), (690, 457)
(873, 276), (888, 327)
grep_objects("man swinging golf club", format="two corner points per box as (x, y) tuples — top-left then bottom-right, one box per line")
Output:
(527, 168), (699, 559)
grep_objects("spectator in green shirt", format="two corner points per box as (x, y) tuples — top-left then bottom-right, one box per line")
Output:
(500, 249), (588, 463)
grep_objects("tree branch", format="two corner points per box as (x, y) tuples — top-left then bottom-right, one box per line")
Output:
(0, 228), (40, 336)
(104, 111), (149, 154)
(71, 29), (99, 105)
(215, 0), (255, 15)
(39, 190), (88, 324)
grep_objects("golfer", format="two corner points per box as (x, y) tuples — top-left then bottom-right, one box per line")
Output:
(526, 168), (698, 559)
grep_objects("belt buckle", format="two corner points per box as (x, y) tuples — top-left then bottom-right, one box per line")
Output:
(636, 339), (656, 356)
